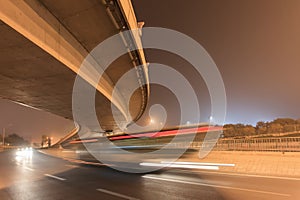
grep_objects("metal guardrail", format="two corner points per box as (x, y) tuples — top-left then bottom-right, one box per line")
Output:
(114, 136), (300, 152)
(190, 137), (300, 152)
(0, 146), (21, 150)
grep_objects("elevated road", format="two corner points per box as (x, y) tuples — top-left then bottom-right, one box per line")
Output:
(0, 150), (299, 199)
(0, 0), (149, 132)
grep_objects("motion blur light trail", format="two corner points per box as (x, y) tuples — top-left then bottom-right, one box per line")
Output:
(161, 161), (235, 167)
(139, 161), (235, 170)
(109, 126), (223, 141)
(140, 163), (219, 170)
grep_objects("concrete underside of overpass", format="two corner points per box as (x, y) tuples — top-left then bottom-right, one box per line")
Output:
(0, 0), (148, 132)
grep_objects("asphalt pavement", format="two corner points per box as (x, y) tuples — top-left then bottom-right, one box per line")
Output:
(0, 149), (299, 200)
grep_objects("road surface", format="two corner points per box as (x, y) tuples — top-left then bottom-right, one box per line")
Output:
(0, 149), (299, 200)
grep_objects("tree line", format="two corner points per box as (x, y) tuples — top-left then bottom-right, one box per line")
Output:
(223, 118), (300, 138)
(0, 133), (29, 146)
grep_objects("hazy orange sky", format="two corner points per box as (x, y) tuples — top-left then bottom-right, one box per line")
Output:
(133, 0), (300, 125)
(0, 98), (74, 143)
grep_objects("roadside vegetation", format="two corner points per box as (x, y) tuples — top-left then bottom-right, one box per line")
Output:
(0, 133), (29, 146)
(223, 118), (300, 138)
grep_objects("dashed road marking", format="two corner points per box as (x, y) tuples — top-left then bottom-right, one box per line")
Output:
(24, 166), (34, 171)
(65, 164), (79, 168)
(96, 188), (139, 200)
(142, 175), (291, 197)
(44, 174), (66, 181)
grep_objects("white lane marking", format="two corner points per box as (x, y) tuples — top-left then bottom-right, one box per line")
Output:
(63, 158), (113, 167)
(65, 164), (79, 168)
(24, 166), (34, 171)
(15, 163), (35, 171)
(140, 162), (219, 170)
(44, 174), (66, 181)
(183, 170), (300, 181)
(161, 161), (235, 167)
(96, 188), (139, 200)
(142, 175), (291, 197)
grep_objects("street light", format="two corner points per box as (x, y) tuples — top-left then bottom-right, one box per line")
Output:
(150, 118), (155, 124)
(2, 128), (5, 147)
(209, 116), (214, 124)
(2, 123), (13, 147)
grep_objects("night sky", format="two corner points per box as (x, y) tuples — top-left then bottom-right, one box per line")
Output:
(1, 0), (300, 141)
(133, 0), (300, 125)
(0, 98), (74, 143)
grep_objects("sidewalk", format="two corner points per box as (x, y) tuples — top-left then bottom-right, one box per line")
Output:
(41, 148), (300, 177)
(180, 151), (300, 177)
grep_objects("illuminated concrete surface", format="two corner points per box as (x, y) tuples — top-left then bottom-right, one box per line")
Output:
(0, 150), (299, 200)
(179, 151), (300, 177)
(0, 0), (149, 131)
(41, 147), (300, 177)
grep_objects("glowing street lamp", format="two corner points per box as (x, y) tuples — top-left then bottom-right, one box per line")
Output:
(209, 116), (214, 124)
(150, 118), (155, 124)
